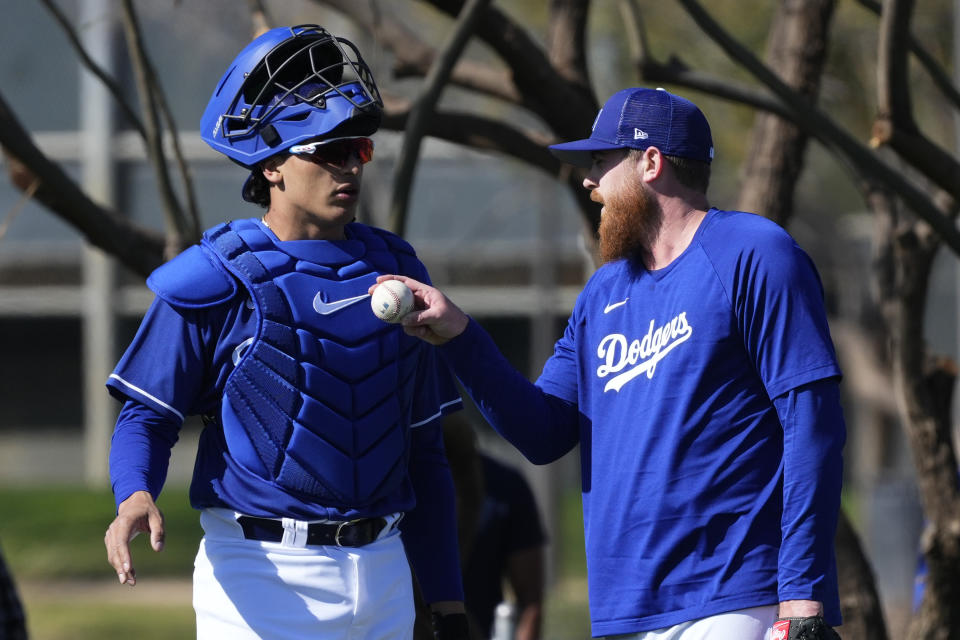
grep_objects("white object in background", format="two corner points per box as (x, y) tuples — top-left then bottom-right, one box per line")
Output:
(491, 601), (515, 640)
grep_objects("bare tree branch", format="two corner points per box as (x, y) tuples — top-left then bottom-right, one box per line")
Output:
(314, 0), (603, 233)
(146, 8), (202, 236)
(546, 0), (591, 90)
(831, 320), (898, 417)
(869, 0), (960, 209)
(867, 5), (960, 624)
(41, 0), (201, 254)
(620, 1), (793, 119)
(874, 124), (960, 212)
(881, 225), (960, 639)
(735, 0), (836, 226)
(422, 0), (598, 137)
(0, 177), (38, 242)
(629, 44), (863, 200)
(638, 57), (796, 120)
(381, 100), (600, 246)
(619, 0), (650, 62)
(394, 60), (521, 105)
(388, 0), (492, 235)
(835, 510), (890, 640)
(119, 0), (199, 255)
(312, 0), (522, 104)
(876, 0), (915, 126)
(37, 0), (147, 140)
(247, 0), (273, 37)
(0, 90), (164, 276)
(673, 0), (960, 256)
(381, 99), (559, 173)
(854, 0), (960, 112)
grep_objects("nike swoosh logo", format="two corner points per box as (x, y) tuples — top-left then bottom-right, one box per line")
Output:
(604, 299), (629, 314)
(313, 292), (371, 315)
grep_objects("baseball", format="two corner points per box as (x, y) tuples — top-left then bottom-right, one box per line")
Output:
(371, 280), (415, 323)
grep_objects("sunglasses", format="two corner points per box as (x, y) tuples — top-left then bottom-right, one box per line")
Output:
(288, 137), (374, 166)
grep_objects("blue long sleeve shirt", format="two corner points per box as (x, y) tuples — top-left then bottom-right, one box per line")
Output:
(441, 209), (846, 636)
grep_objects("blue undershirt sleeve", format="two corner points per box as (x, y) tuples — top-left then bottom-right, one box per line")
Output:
(773, 377), (846, 625)
(109, 399), (182, 510)
(440, 319), (580, 465)
(399, 420), (464, 603)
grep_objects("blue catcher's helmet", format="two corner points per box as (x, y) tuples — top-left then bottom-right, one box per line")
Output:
(200, 24), (383, 168)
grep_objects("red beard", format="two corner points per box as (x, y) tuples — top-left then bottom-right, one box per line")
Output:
(596, 180), (662, 264)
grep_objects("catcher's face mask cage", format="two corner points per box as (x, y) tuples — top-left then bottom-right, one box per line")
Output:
(200, 24), (383, 167)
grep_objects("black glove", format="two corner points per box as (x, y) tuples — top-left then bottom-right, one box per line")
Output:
(773, 616), (841, 640)
(431, 611), (469, 640)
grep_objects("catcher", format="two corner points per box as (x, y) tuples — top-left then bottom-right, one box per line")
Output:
(103, 24), (468, 640)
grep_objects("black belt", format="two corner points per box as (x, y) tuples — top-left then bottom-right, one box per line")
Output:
(237, 515), (389, 547)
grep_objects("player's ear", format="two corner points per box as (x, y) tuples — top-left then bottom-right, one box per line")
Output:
(261, 156), (285, 186)
(638, 147), (664, 182)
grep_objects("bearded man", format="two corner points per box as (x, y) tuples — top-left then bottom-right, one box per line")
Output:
(371, 87), (847, 640)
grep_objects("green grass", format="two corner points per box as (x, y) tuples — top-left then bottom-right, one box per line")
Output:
(544, 488), (592, 639)
(0, 485), (199, 640)
(0, 484), (593, 639)
(557, 487), (588, 578)
(0, 485), (200, 580)
(25, 601), (195, 640)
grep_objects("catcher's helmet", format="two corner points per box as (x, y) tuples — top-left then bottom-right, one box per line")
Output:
(200, 24), (382, 168)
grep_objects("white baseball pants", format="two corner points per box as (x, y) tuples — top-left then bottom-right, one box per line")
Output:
(193, 508), (414, 639)
(606, 605), (778, 640)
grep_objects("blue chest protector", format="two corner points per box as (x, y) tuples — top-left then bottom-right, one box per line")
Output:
(152, 219), (428, 509)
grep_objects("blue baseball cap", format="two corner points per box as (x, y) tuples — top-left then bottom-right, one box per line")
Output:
(548, 87), (714, 168)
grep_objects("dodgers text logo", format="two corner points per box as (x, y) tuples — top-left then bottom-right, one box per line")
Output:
(596, 312), (692, 392)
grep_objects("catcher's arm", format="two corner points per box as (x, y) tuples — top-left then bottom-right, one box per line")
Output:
(104, 490), (165, 586)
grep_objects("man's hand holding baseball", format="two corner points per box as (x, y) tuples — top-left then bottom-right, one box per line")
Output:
(370, 276), (468, 345)
(104, 490), (165, 586)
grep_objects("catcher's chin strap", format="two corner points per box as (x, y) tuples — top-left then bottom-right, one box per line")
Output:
(773, 616), (842, 640)
(431, 612), (469, 640)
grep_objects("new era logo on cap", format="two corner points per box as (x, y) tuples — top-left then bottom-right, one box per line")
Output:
(548, 87), (714, 168)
